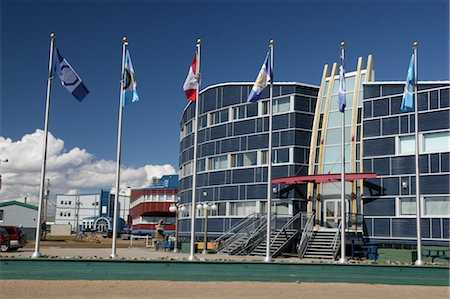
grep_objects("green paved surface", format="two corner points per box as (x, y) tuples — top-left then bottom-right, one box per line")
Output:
(1, 258), (448, 286)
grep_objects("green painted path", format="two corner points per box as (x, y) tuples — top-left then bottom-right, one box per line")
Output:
(0, 258), (448, 286)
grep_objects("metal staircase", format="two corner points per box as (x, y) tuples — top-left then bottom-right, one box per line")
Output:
(302, 230), (338, 260)
(250, 212), (304, 257)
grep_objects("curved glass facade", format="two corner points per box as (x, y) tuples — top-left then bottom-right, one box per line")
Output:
(178, 82), (319, 238)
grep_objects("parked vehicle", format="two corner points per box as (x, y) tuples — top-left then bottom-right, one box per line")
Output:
(1, 226), (26, 251)
(0, 227), (10, 252)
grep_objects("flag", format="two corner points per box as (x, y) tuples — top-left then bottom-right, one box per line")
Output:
(401, 54), (415, 112)
(338, 51), (346, 113)
(54, 47), (89, 101)
(183, 54), (197, 101)
(122, 49), (139, 107)
(247, 52), (272, 103)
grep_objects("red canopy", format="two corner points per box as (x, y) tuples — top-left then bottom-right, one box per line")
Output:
(272, 172), (377, 185)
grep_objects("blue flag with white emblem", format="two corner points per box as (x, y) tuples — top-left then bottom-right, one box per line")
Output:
(400, 54), (415, 112)
(247, 52), (272, 103)
(122, 49), (139, 107)
(338, 51), (346, 113)
(54, 47), (89, 101)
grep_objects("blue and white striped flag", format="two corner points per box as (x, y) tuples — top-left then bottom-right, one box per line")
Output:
(122, 49), (139, 107)
(338, 51), (346, 113)
(54, 47), (89, 101)
(247, 52), (272, 103)
(400, 54), (415, 112)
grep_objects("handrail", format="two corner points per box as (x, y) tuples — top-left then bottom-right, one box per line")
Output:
(331, 221), (341, 260)
(215, 212), (261, 245)
(297, 211), (315, 258)
(270, 211), (303, 248)
(241, 213), (277, 254)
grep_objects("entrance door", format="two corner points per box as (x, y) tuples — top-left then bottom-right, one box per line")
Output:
(323, 199), (349, 229)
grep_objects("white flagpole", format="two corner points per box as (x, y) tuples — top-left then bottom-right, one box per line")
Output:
(339, 41), (347, 264)
(32, 32), (55, 259)
(265, 39), (274, 263)
(111, 36), (128, 259)
(413, 41), (424, 266)
(189, 38), (202, 261)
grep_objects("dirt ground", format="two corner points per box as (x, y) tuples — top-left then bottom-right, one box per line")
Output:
(2, 280), (449, 299)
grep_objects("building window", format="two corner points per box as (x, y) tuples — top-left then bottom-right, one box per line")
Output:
(231, 152), (257, 167)
(60, 212), (63, 217)
(210, 109), (229, 125)
(261, 101), (269, 115)
(260, 150), (268, 165)
(424, 196), (450, 216)
(233, 105), (247, 120)
(230, 201), (257, 216)
(399, 197), (416, 216)
(273, 97), (290, 114)
(198, 158), (206, 172)
(397, 135), (415, 155)
(209, 155), (228, 170)
(180, 204), (191, 218)
(199, 115), (207, 129)
(423, 131), (450, 153)
(185, 121), (193, 135)
(68, 213), (71, 217)
(69, 201), (72, 205)
(273, 148), (290, 164)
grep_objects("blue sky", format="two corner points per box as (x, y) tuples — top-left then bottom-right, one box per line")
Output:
(0, 0), (449, 198)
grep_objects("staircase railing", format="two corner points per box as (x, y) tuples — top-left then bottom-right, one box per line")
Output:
(241, 213), (277, 255)
(297, 211), (315, 258)
(214, 212), (261, 245)
(331, 221), (341, 260)
(270, 211), (303, 249)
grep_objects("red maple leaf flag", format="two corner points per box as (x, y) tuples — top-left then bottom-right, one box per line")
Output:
(183, 54), (197, 101)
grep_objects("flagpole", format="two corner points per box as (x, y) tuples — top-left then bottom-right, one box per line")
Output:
(265, 39), (274, 263)
(32, 32), (55, 259)
(189, 38), (201, 261)
(413, 41), (423, 266)
(111, 36), (128, 259)
(339, 41), (347, 264)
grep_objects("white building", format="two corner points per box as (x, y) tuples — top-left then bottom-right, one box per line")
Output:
(0, 200), (38, 236)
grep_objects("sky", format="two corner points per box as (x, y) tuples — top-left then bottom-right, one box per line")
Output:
(0, 0), (449, 204)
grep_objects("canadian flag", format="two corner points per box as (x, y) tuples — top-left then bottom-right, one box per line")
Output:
(183, 54), (197, 101)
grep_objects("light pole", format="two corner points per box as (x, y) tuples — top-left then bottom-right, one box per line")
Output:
(197, 191), (217, 254)
(169, 199), (185, 253)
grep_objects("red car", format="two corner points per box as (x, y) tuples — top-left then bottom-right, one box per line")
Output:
(1, 226), (26, 251)
(0, 227), (10, 252)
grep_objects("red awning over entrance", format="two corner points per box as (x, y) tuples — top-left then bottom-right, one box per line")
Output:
(272, 172), (377, 185)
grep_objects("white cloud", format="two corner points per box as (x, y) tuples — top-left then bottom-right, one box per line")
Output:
(0, 130), (177, 204)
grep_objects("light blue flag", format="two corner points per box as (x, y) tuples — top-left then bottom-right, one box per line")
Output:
(247, 52), (272, 103)
(54, 47), (89, 101)
(122, 49), (139, 107)
(338, 51), (346, 113)
(400, 54), (415, 112)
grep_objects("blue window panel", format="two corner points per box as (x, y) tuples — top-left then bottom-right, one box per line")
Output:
(197, 129), (207, 143)
(225, 170), (232, 184)
(420, 175), (450, 194)
(179, 219), (190, 232)
(390, 96), (402, 115)
(373, 98), (389, 117)
(419, 155), (429, 174)
(409, 115), (415, 133)
(364, 137), (395, 157)
(363, 178), (382, 196)
(294, 96), (310, 112)
(382, 178), (399, 196)
(220, 137), (240, 153)
(373, 218), (390, 237)
(199, 142), (215, 158)
(400, 177), (410, 196)
(296, 85), (318, 97)
(240, 136), (247, 151)
(272, 166), (289, 179)
(417, 92), (429, 111)
(400, 115), (409, 134)
(363, 101), (372, 118)
(201, 89), (217, 113)
(391, 156), (415, 175)
(431, 218), (441, 238)
(373, 157), (390, 175)
(290, 165), (308, 177)
(234, 119), (256, 136)
(382, 117), (399, 136)
(222, 86), (242, 107)
(280, 130), (295, 146)
(294, 131), (312, 146)
(310, 99), (317, 113)
(364, 218), (373, 236)
(440, 88), (449, 108)
(421, 219), (431, 238)
(272, 132), (280, 147)
(363, 85), (380, 99)
(196, 173), (209, 187)
(293, 148), (305, 163)
(381, 85), (403, 97)
(273, 114), (289, 130)
(247, 184), (267, 199)
(392, 218), (416, 238)
(207, 218), (225, 232)
(363, 159), (372, 172)
(247, 103), (258, 117)
(430, 91), (439, 109)
(443, 219), (449, 239)
(247, 134), (269, 150)
(280, 85), (295, 96)
(364, 198), (395, 216)
(363, 119), (380, 137)
(292, 113), (314, 129)
(239, 185), (246, 200)
(441, 153), (449, 172)
(210, 124), (227, 140)
(256, 117), (269, 133)
(209, 171), (226, 186)
(419, 110), (450, 132)
(232, 168), (254, 184)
